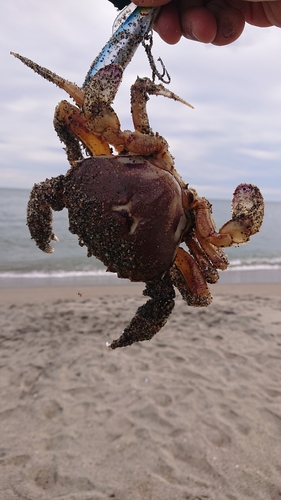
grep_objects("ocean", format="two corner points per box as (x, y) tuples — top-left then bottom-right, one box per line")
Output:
(0, 187), (280, 288)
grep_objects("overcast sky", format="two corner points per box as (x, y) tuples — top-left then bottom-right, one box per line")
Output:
(1, 0), (281, 201)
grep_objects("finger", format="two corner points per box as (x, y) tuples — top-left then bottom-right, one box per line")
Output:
(209, 5), (245, 45)
(242, 1), (281, 27)
(132, 0), (171, 6)
(263, 0), (281, 26)
(153, 1), (182, 43)
(179, 6), (218, 42)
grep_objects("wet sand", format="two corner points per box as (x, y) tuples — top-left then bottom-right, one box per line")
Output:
(0, 283), (281, 499)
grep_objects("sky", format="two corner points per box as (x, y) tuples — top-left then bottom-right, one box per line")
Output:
(1, 0), (281, 201)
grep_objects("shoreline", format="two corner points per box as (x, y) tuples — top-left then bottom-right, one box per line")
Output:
(1, 267), (281, 290)
(1, 282), (281, 306)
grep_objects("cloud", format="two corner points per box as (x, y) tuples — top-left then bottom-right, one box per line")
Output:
(1, 0), (281, 201)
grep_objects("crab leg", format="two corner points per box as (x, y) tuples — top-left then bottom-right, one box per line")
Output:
(173, 247), (212, 306)
(193, 230), (229, 270)
(183, 234), (222, 283)
(10, 52), (84, 107)
(82, 64), (186, 161)
(218, 184), (264, 245)
(190, 184), (264, 249)
(83, 64), (123, 151)
(54, 101), (111, 164)
(130, 77), (193, 136)
(107, 274), (175, 349)
(27, 176), (65, 254)
(10, 52), (111, 156)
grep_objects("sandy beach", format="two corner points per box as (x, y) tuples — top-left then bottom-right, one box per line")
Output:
(1, 282), (281, 499)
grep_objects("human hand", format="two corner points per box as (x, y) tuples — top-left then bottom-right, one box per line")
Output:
(132, 0), (281, 45)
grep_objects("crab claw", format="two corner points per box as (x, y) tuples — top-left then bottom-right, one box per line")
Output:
(84, 64), (123, 109)
(83, 64), (123, 134)
(219, 184), (264, 245)
(27, 176), (65, 253)
(192, 184), (264, 250)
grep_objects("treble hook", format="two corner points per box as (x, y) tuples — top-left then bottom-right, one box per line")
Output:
(142, 31), (171, 84)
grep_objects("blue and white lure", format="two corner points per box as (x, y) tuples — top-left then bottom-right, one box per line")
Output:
(84, 4), (159, 86)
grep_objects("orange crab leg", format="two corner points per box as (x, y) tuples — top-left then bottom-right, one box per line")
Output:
(191, 196), (233, 247)
(193, 230), (229, 271)
(192, 184), (264, 248)
(55, 101), (111, 157)
(174, 247), (211, 300)
(183, 234), (221, 282)
(130, 77), (193, 135)
(10, 52), (85, 107)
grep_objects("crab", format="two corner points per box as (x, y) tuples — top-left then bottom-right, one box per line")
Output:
(11, 52), (264, 349)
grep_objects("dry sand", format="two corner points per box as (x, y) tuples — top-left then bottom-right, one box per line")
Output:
(0, 283), (281, 500)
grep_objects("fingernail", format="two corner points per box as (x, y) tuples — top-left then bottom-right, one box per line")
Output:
(222, 19), (235, 38)
(183, 26), (200, 42)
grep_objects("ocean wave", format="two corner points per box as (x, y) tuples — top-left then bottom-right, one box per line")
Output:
(1, 259), (281, 280)
(0, 269), (112, 279)
(226, 264), (281, 272)
(227, 257), (281, 271)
